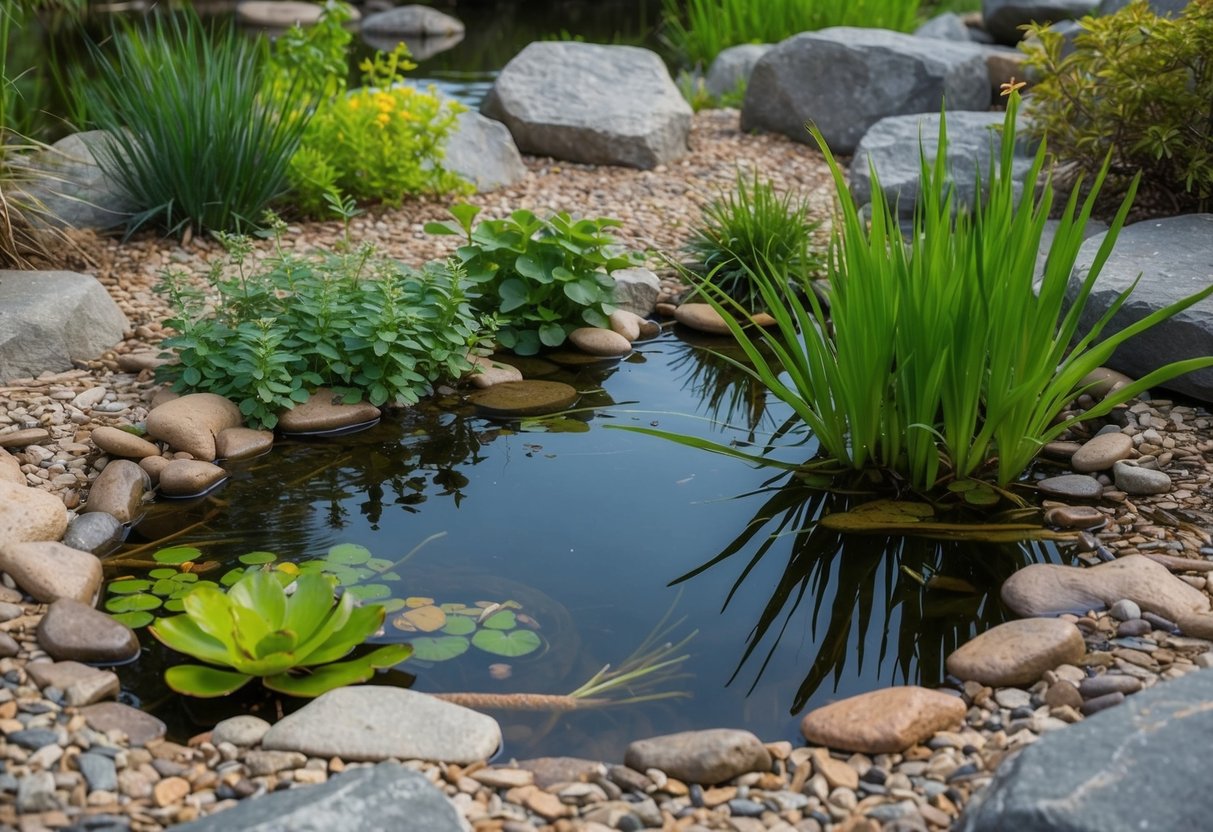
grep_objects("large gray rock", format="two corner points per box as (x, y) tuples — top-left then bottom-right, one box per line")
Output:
(704, 44), (773, 99)
(0, 271), (128, 382)
(741, 28), (989, 154)
(443, 110), (527, 193)
(959, 666), (1213, 831)
(1066, 214), (1213, 402)
(983, 0), (1099, 44)
(482, 42), (691, 170)
(850, 111), (1036, 217)
(261, 686), (501, 764)
(1036, 218), (1109, 283)
(362, 5), (463, 37)
(1097, 0), (1190, 15)
(174, 763), (462, 832)
(21, 131), (135, 230)
(915, 12), (973, 41)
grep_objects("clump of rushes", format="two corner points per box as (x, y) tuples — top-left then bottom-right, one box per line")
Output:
(662, 0), (920, 67)
(684, 171), (821, 313)
(82, 11), (314, 238)
(618, 88), (1213, 493)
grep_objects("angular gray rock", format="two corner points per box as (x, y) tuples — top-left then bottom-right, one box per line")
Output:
(1065, 214), (1213, 402)
(20, 131), (135, 230)
(624, 729), (771, 784)
(261, 686), (501, 764)
(704, 44), (772, 99)
(914, 12), (973, 41)
(443, 110), (527, 193)
(173, 762), (463, 832)
(983, 0), (1099, 45)
(0, 271), (129, 382)
(362, 5), (463, 37)
(850, 111), (1036, 217)
(482, 42), (691, 169)
(610, 267), (661, 317)
(959, 665), (1213, 831)
(741, 28), (989, 154)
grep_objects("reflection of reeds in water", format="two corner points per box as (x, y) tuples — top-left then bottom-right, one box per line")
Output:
(668, 334), (785, 441)
(679, 473), (1066, 713)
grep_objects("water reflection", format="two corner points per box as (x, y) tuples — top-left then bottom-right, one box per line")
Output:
(667, 329), (784, 442)
(679, 472), (1069, 713)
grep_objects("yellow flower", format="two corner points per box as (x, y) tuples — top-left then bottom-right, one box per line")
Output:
(398, 110), (413, 121)
(376, 112), (390, 127)
(347, 97), (360, 110)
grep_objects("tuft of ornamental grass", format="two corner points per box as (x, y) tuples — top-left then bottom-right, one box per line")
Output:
(618, 90), (1213, 493)
(81, 12), (314, 238)
(662, 0), (922, 68)
(683, 171), (821, 313)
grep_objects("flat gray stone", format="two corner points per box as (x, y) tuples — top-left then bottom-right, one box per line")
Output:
(173, 762), (461, 832)
(982, 0), (1099, 44)
(79, 702), (165, 746)
(261, 686), (501, 764)
(0, 271), (128, 382)
(1066, 214), (1213, 402)
(1112, 460), (1172, 496)
(62, 511), (125, 555)
(705, 44), (772, 99)
(482, 42), (691, 169)
(741, 27), (989, 154)
(37, 598), (139, 664)
(958, 665), (1213, 831)
(1036, 474), (1103, 499)
(362, 5), (463, 37)
(20, 131), (135, 230)
(624, 729), (771, 785)
(850, 110), (1036, 218)
(212, 715), (272, 747)
(443, 109), (526, 193)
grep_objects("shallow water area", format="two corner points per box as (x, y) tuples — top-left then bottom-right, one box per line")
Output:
(106, 329), (1067, 760)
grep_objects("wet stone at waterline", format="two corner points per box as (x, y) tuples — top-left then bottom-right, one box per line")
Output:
(468, 380), (579, 416)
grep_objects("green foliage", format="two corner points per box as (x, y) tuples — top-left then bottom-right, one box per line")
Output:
(149, 569), (410, 698)
(82, 11), (314, 237)
(674, 71), (747, 112)
(662, 0), (921, 67)
(155, 220), (486, 428)
(426, 204), (644, 356)
(684, 171), (821, 312)
(621, 91), (1213, 491)
(267, 1), (469, 216)
(1022, 0), (1213, 212)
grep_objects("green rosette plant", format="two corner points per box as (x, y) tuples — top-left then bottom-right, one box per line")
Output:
(149, 570), (411, 698)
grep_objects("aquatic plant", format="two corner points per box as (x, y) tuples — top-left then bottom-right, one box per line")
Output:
(81, 11), (314, 237)
(620, 89), (1213, 492)
(156, 220), (486, 428)
(150, 569), (410, 698)
(426, 203), (644, 356)
(683, 171), (821, 313)
(662, 0), (921, 67)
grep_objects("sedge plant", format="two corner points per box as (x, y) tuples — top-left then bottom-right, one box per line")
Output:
(620, 88), (1213, 493)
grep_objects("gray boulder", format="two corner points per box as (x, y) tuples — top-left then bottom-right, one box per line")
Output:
(610, 267), (661, 317)
(704, 44), (773, 99)
(482, 42), (691, 170)
(741, 28), (989, 154)
(443, 110), (526, 193)
(361, 5), (464, 37)
(849, 111), (1036, 216)
(1097, 0), (1190, 15)
(0, 271), (129, 383)
(21, 131), (135, 230)
(1035, 218), (1108, 283)
(173, 762), (463, 832)
(982, 0), (1099, 44)
(1066, 214), (1213, 402)
(959, 666), (1213, 831)
(914, 12), (973, 41)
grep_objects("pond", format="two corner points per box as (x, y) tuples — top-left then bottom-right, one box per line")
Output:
(105, 326), (1065, 761)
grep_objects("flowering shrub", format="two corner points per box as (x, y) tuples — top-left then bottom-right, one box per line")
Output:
(287, 44), (470, 215)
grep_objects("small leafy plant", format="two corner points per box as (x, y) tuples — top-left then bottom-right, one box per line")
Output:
(1022, 0), (1213, 214)
(684, 171), (821, 312)
(426, 204), (645, 356)
(150, 569), (410, 697)
(156, 218), (486, 428)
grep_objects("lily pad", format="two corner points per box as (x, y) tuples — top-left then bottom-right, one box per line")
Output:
(327, 543), (372, 565)
(346, 583), (390, 602)
(164, 599), (186, 613)
(152, 546), (200, 565)
(366, 558), (394, 572)
(151, 579), (177, 597)
(409, 635), (470, 662)
(105, 593), (162, 613)
(110, 610), (155, 629)
(172, 573), (199, 584)
(405, 596), (435, 608)
(149, 568), (177, 580)
(481, 610), (516, 630)
(472, 628), (541, 658)
(220, 569), (245, 587)
(108, 579), (151, 594)
(239, 551), (277, 565)
(381, 598), (407, 614)
(392, 605), (446, 633)
(441, 616), (476, 636)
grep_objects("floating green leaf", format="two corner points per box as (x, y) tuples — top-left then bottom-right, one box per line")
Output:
(366, 558), (394, 572)
(346, 584), (390, 602)
(409, 635), (470, 662)
(481, 610), (517, 630)
(381, 598), (407, 613)
(111, 611), (155, 629)
(441, 616), (476, 636)
(109, 579), (152, 594)
(153, 546), (201, 565)
(326, 543), (372, 565)
(151, 579), (177, 597)
(173, 573), (200, 584)
(164, 599), (186, 613)
(149, 568), (177, 580)
(472, 628), (541, 657)
(220, 568), (245, 587)
(106, 594), (163, 613)
(239, 551), (277, 565)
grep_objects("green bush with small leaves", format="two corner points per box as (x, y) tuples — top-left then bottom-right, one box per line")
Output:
(1022, 0), (1213, 213)
(426, 204), (645, 356)
(156, 218), (487, 428)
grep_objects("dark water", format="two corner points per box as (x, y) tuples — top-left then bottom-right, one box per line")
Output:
(107, 328), (1065, 761)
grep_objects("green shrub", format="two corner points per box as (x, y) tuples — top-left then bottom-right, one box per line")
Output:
(82, 12), (313, 237)
(156, 219), (486, 428)
(662, 0), (921, 67)
(1022, 0), (1213, 213)
(426, 204), (645, 356)
(621, 90), (1213, 492)
(684, 171), (821, 312)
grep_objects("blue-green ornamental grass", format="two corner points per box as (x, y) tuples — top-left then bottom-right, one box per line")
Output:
(619, 90), (1213, 494)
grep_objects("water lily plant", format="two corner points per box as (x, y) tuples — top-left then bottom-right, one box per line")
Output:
(149, 570), (411, 698)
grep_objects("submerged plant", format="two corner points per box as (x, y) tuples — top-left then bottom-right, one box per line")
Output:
(150, 569), (410, 698)
(619, 89), (1213, 492)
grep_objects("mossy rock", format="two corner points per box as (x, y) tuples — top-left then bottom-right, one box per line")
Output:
(468, 381), (579, 417)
